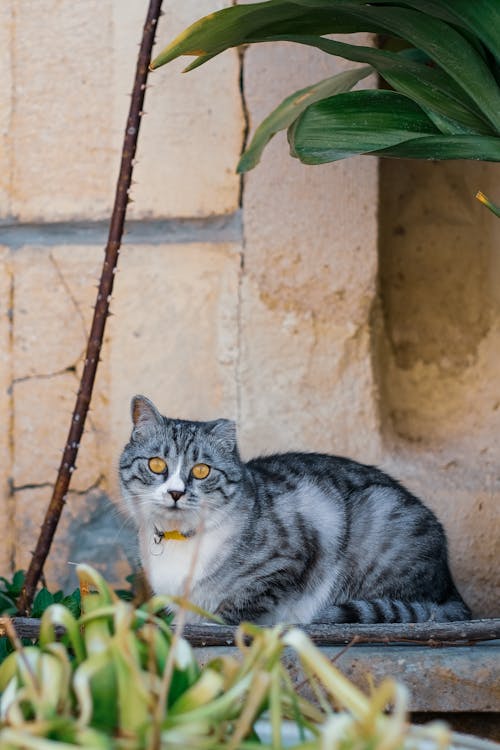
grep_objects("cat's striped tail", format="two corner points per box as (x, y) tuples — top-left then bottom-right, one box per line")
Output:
(313, 597), (471, 624)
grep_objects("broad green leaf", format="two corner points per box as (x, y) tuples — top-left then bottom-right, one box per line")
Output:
(269, 34), (492, 134)
(0, 592), (16, 614)
(11, 571), (26, 596)
(40, 604), (86, 665)
(0, 571), (26, 597)
(61, 589), (81, 618)
(73, 650), (118, 731)
(31, 588), (55, 619)
(374, 135), (500, 161)
(152, 0), (500, 133)
(396, 0), (500, 62)
(110, 638), (152, 737)
(339, 3), (500, 131)
(238, 65), (373, 173)
(150, 1), (390, 70)
(289, 90), (440, 163)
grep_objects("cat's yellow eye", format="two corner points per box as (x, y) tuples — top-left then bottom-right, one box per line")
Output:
(148, 457), (167, 474)
(192, 463), (210, 480)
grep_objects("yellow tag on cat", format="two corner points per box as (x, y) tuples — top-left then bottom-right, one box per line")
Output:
(162, 530), (188, 542)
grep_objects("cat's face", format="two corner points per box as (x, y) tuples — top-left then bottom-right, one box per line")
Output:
(119, 396), (242, 533)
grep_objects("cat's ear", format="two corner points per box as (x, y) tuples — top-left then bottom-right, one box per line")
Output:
(131, 395), (162, 431)
(207, 419), (237, 453)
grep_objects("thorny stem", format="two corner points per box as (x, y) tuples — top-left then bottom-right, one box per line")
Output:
(17, 0), (164, 615)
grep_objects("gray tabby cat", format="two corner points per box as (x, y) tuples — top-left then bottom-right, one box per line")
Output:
(119, 395), (470, 625)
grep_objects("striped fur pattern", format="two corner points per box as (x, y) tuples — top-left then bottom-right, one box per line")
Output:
(119, 396), (470, 625)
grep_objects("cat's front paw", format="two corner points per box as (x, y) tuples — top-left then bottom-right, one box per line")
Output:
(215, 601), (241, 625)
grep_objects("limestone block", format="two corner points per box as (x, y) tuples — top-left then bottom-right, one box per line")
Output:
(11, 244), (109, 492)
(107, 241), (240, 495)
(8, 1), (114, 222)
(2, 0), (242, 222)
(0, 3), (13, 217)
(240, 42), (380, 461)
(0, 247), (13, 575)
(113, 0), (243, 219)
(240, 280), (380, 460)
(378, 159), (500, 617)
(12, 246), (102, 379)
(12, 372), (105, 493)
(379, 160), (500, 446)
(14, 486), (135, 592)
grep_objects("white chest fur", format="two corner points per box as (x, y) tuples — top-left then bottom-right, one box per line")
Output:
(140, 525), (229, 611)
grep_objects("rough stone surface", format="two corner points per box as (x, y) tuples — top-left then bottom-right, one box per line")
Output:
(0, 3), (13, 217)
(239, 41), (380, 461)
(10, 246), (107, 493)
(1, 0), (242, 222)
(12, 246), (102, 379)
(379, 159), (500, 617)
(7, 1), (114, 222)
(107, 241), (241, 497)
(114, 1), (243, 219)
(0, 247), (13, 574)
(14, 486), (134, 593)
(379, 160), (500, 446)
(12, 372), (104, 493)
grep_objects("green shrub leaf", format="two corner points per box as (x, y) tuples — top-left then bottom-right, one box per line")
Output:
(150, 1), (386, 70)
(396, 0), (500, 62)
(375, 135), (500, 161)
(31, 588), (55, 619)
(238, 65), (373, 173)
(267, 35), (493, 135)
(289, 89), (440, 163)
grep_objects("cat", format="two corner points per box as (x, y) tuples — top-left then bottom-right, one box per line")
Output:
(119, 395), (471, 625)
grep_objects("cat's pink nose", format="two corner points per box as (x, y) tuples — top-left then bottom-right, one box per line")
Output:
(168, 490), (184, 502)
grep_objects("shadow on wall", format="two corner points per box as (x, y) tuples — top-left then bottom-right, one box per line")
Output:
(377, 159), (500, 618)
(379, 159), (500, 445)
(63, 494), (138, 594)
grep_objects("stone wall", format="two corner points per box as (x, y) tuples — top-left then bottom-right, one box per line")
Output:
(0, 2), (497, 616)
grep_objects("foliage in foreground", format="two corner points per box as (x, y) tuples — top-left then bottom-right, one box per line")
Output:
(0, 571), (140, 663)
(0, 565), (452, 749)
(150, 0), (500, 170)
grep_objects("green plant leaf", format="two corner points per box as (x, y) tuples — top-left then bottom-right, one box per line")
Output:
(61, 589), (81, 618)
(476, 190), (500, 217)
(289, 89), (440, 163)
(11, 571), (26, 596)
(341, 3), (500, 131)
(375, 135), (500, 161)
(267, 35), (492, 135)
(0, 571), (26, 598)
(151, 0), (500, 172)
(150, 1), (390, 70)
(396, 0), (500, 62)
(418, 108), (481, 136)
(238, 65), (373, 172)
(0, 636), (13, 663)
(0, 592), (16, 615)
(40, 604), (86, 665)
(31, 589), (55, 619)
